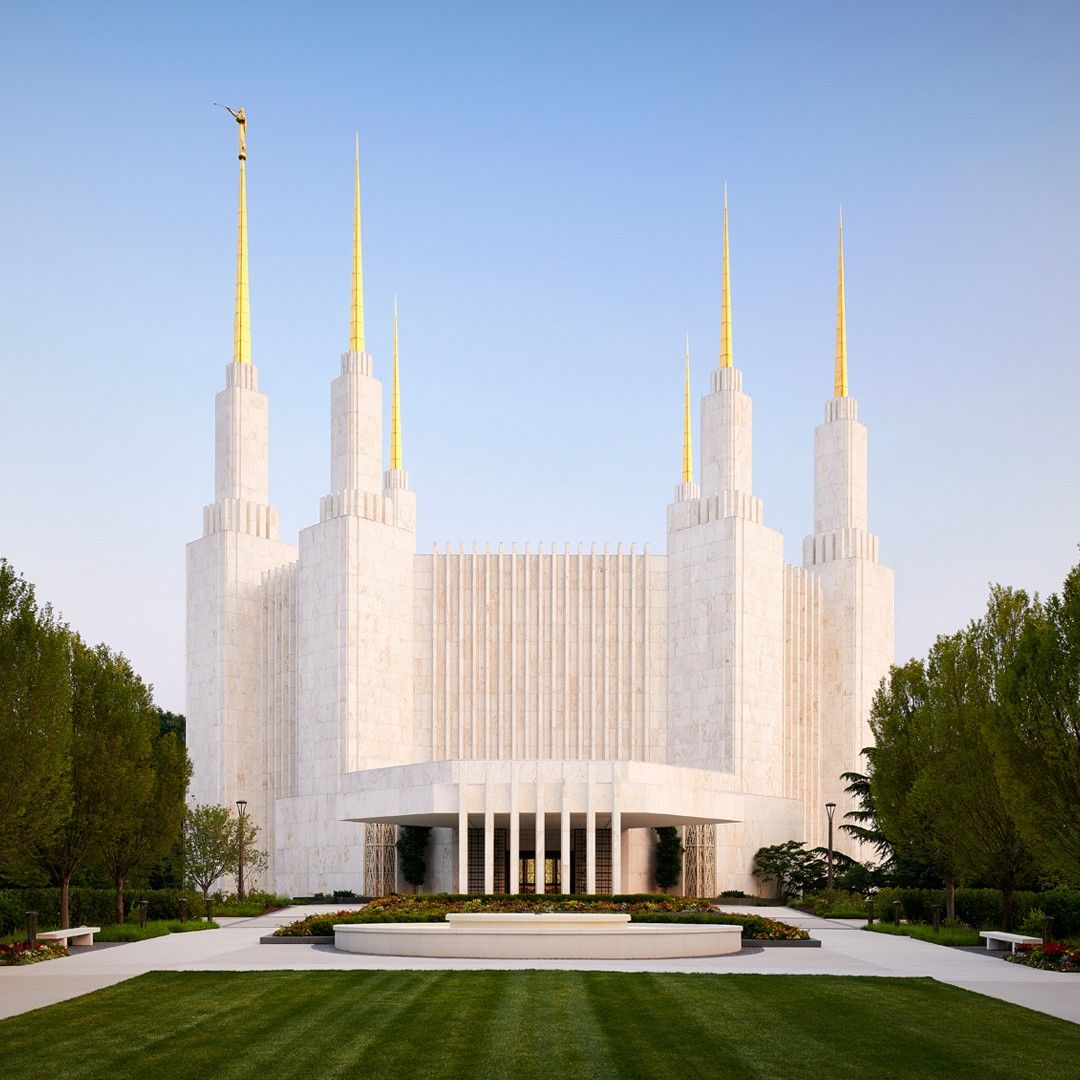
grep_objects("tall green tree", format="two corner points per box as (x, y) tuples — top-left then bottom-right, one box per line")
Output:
(994, 563), (1080, 882)
(98, 717), (191, 924)
(869, 657), (970, 918)
(35, 639), (121, 926)
(0, 559), (72, 875)
(942, 590), (1039, 926)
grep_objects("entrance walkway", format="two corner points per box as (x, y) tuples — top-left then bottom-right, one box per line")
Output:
(2, 905), (1077, 1024)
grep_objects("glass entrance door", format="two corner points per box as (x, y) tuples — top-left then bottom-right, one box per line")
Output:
(519, 851), (560, 893)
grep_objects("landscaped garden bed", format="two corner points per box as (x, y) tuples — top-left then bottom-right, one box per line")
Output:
(1006, 942), (1080, 972)
(0, 940), (69, 966)
(270, 894), (810, 942)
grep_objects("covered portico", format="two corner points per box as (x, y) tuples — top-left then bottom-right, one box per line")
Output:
(338, 758), (743, 895)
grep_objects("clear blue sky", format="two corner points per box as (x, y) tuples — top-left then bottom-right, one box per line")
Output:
(1, 2), (1077, 711)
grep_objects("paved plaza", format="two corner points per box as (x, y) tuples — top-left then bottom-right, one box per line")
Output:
(2, 906), (1077, 1025)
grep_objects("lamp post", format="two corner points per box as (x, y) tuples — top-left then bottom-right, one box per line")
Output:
(825, 802), (837, 891)
(236, 799), (247, 901)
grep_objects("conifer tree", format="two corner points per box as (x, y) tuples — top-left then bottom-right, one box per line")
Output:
(654, 827), (684, 893)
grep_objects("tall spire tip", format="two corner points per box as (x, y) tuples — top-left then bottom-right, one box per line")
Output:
(719, 186), (733, 369)
(349, 136), (365, 354)
(834, 210), (848, 398)
(390, 297), (403, 471)
(682, 336), (693, 484)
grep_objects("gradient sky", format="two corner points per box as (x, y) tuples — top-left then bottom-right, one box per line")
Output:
(1, 2), (1077, 711)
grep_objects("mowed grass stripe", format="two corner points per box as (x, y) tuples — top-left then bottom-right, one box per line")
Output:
(1, 971), (1077, 1080)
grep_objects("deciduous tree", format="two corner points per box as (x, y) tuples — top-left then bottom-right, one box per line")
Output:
(0, 560), (72, 874)
(98, 717), (191, 924)
(752, 841), (825, 900)
(184, 803), (267, 905)
(867, 659), (970, 918)
(35, 639), (128, 927)
(994, 564), (1080, 881)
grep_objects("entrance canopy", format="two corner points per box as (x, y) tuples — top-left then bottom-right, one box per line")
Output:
(336, 758), (744, 830)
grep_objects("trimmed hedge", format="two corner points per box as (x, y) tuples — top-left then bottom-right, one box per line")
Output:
(0, 888), (209, 934)
(872, 888), (1080, 936)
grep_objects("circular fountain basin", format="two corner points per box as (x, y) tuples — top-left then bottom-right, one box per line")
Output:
(334, 912), (743, 959)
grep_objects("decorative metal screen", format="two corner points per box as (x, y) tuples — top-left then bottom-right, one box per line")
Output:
(596, 828), (612, 894)
(682, 824), (716, 897)
(364, 823), (397, 897)
(569, 827), (612, 892)
(572, 828), (587, 892)
(467, 827), (485, 893)
(468, 827), (510, 893)
(493, 828), (508, 893)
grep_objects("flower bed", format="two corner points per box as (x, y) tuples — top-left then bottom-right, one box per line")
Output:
(0, 940), (69, 966)
(272, 894), (809, 940)
(1006, 942), (1080, 972)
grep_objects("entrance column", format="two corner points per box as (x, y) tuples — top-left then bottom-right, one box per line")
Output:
(561, 773), (571, 894)
(457, 784), (468, 894)
(586, 764), (596, 894)
(509, 764), (520, 895)
(483, 779), (494, 894)
(535, 765), (545, 895)
(611, 777), (622, 896)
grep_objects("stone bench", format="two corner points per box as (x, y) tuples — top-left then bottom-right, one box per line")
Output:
(37, 926), (100, 947)
(979, 931), (1041, 953)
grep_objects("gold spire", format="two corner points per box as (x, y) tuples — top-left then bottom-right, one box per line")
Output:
(227, 107), (250, 364)
(390, 297), (402, 470)
(682, 336), (693, 483)
(349, 134), (366, 353)
(834, 208), (848, 398)
(719, 184), (733, 368)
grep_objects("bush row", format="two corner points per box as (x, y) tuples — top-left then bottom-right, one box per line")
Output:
(0, 888), (286, 934)
(872, 888), (1080, 935)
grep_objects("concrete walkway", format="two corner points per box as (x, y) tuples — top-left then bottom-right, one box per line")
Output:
(2, 905), (1077, 1025)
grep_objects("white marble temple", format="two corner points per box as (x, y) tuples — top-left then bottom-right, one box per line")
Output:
(188, 302), (892, 900)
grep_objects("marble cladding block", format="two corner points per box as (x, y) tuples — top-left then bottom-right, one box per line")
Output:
(215, 362), (270, 507)
(330, 353), (383, 498)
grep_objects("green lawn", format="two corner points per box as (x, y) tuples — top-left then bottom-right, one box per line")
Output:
(864, 922), (984, 947)
(94, 919), (218, 942)
(1, 972), (1077, 1079)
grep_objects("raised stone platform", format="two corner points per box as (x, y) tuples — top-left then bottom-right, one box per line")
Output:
(334, 912), (743, 959)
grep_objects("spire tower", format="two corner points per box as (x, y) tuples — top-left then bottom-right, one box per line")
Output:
(719, 185), (733, 369)
(682, 336), (693, 483)
(390, 298), (403, 471)
(834, 209), (848, 398)
(349, 135), (365, 354)
(231, 108), (250, 364)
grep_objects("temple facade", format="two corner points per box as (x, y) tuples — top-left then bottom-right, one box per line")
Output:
(187, 121), (894, 897)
